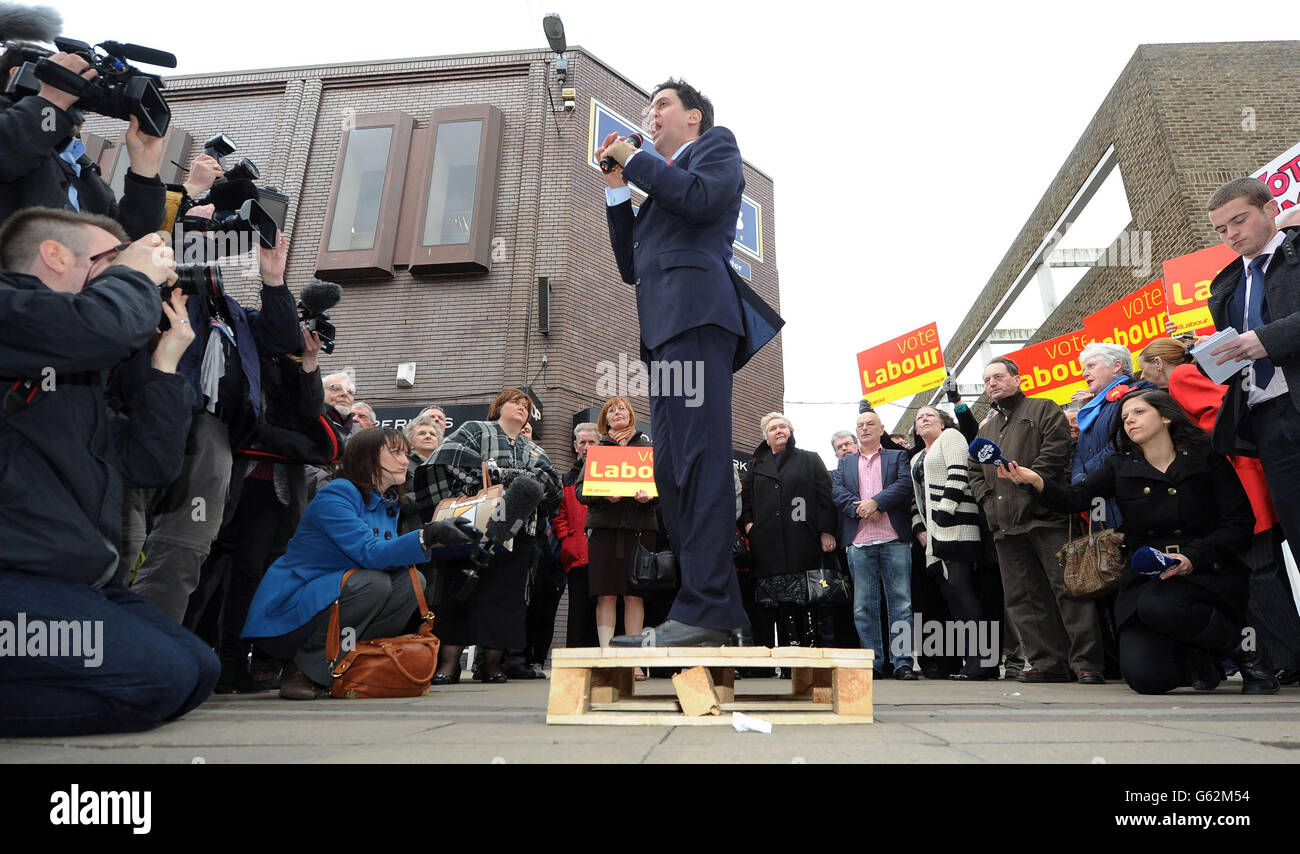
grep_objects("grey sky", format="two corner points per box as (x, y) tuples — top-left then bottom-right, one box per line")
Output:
(35, 0), (1286, 465)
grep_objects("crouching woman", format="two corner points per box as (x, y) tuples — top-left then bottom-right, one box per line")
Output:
(243, 428), (474, 699)
(997, 390), (1277, 694)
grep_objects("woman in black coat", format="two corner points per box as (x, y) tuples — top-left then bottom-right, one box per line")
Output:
(999, 389), (1278, 695)
(576, 396), (658, 678)
(739, 413), (838, 648)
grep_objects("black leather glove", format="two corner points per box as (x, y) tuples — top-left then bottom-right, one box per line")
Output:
(423, 516), (482, 548)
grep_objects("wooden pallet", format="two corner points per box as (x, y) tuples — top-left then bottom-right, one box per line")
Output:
(546, 647), (874, 725)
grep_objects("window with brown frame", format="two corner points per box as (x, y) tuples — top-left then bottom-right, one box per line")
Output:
(95, 128), (191, 197)
(315, 111), (415, 279)
(403, 105), (503, 275)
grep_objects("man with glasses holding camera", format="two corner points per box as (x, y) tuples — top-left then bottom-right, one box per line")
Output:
(0, 206), (219, 736)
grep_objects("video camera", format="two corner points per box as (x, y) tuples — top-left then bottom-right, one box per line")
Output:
(297, 280), (341, 355)
(175, 133), (284, 254)
(5, 38), (175, 136)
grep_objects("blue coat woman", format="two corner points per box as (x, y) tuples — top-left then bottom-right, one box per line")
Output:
(243, 428), (473, 699)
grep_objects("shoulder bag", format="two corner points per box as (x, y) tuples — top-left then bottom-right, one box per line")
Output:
(326, 566), (440, 699)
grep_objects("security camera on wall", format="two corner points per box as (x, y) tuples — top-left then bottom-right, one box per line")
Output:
(396, 362), (416, 388)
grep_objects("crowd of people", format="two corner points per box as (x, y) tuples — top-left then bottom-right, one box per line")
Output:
(1, 26), (1298, 737)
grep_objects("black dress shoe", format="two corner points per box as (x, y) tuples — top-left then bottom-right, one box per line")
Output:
(609, 620), (731, 647)
(1275, 669), (1300, 686)
(894, 666), (918, 680)
(1017, 669), (1070, 683)
(476, 670), (508, 684)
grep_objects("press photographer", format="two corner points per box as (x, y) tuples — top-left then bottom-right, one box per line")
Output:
(113, 224), (305, 623)
(0, 206), (218, 736)
(0, 4), (170, 239)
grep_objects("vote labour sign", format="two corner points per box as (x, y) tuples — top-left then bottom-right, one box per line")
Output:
(1161, 243), (1237, 336)
(581, 444), (659, 499)
(1001, 330), (1092, 405)
(1255, 139), (1300, 213)
(856, 322), (947, 407)
(1083, 279), (1168, 361)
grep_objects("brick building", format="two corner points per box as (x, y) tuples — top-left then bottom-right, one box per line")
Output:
(81, 46), (783, 467)
(80, 46), (781, 655)
(894, 41), (1300, 428)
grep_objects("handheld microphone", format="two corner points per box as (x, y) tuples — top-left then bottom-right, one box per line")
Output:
(969, 437), (1012, 468)
(600, 132), (643, 173)
(1131, 546), (1177, 577)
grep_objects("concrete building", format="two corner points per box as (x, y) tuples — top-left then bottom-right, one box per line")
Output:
(894, 40), (1300, 427)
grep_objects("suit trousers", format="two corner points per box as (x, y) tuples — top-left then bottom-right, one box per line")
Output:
(649, 326), (749, 631)
(994, 526), (1103, 674)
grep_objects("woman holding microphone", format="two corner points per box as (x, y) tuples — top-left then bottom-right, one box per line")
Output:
(995, 389), (1277, 695)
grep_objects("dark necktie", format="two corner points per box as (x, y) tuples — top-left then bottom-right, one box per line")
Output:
(1245, 253), (1274, 389)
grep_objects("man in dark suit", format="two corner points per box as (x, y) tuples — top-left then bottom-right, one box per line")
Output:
(1207, 178), (1300, 549)
(831, 411), (918, 678)
(598, 79), (780, 647)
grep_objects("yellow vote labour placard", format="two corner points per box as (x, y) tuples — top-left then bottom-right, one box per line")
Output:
(856, 322), (947, 408)
(581, 444), (659, 499)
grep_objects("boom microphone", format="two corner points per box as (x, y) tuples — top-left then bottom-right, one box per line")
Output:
(299, 280), (342, 316)
(0, 3), (61, 42)
(485, 474), (545, 545)
(599, 132), (643, 173)
(969, 437), (1012, 468)
(451, 474), (547, 602)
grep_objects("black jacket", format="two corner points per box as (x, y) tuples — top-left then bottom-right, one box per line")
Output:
(740, 437), (836, 578)
(1037, 443), (1253, 628)
(1207, 226), (1300, 456)
(0, 266), (193, 586)
(0, 95), (166, 240)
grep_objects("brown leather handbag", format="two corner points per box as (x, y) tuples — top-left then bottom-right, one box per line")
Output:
(325, 566), (440, 699)
(1057, 514), (1125, 600)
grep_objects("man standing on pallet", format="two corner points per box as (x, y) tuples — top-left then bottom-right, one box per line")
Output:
(596, 78), (781, 647)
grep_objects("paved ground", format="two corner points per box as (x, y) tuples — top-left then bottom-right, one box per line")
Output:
(6, 674), (1300, 763)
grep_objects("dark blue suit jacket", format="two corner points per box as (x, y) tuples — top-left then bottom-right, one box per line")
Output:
(606, 127), (782, 370)
(830, 448), (914, 546)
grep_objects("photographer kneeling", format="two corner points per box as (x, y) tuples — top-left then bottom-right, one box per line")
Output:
(997, 389), (1278, 695)
(241, 427), (479, 700)
(0, 207), (218, 736)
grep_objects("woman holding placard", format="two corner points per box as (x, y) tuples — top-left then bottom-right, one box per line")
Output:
(577, 397), (657, 676)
